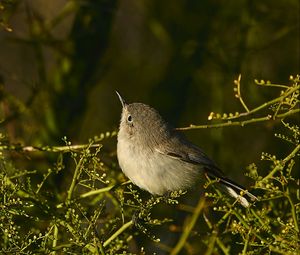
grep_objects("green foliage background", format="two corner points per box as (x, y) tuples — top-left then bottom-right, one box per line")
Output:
(0, 0), (299, 254)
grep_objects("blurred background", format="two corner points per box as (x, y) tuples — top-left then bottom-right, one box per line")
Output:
(0, 0), (299, 253)
(1, 0), (299, 173)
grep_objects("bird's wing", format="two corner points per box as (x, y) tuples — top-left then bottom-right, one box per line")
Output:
(155, 136), (224, 177)
(155, 137), (257, 205)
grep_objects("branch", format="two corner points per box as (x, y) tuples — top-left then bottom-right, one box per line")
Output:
(170, 198), (206, 255)
(177, 109), (300, 131)
(262, 144), (300, 181)
(177, 76), (299, 131)
(103, 220), (134, 248)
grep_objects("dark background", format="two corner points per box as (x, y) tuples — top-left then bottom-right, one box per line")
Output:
(1, 0), (299, 172)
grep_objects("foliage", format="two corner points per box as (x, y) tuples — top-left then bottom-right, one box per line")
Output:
(0, 0), (18, 32)
(0, 1), (299, 254)
(0, 76), (299, 254)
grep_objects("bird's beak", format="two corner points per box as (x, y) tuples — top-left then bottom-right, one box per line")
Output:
(115, 91), (127, 108)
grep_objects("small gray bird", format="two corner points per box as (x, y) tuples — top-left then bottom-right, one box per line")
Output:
(116, 92), (257, 207)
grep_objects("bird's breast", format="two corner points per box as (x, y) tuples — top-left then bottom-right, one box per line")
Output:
(117, 133), (199, 195)
(117, 134), (161, 193)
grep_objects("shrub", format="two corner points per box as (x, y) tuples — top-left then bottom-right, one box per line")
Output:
(0, 75), (299, 254)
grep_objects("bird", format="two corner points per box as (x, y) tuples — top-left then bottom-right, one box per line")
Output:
(116, 91), (257, 207)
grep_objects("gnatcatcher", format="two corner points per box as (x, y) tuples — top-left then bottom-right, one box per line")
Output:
(116, 92), (257, 207)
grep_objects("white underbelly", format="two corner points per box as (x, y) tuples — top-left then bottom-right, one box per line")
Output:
(117, 138), (199, 195)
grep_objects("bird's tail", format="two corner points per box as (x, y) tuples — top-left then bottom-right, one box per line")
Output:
(207, 174), (257, 208)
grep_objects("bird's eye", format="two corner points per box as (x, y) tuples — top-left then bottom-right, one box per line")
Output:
(127, 115), (132, 122)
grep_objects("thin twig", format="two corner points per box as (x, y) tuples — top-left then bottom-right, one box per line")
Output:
(234, 74), (250, 112)
(262, 144), (300, 181)
(177, 109), (300, 130)
(170, 197), (206, 255)
(80, 185), (115, 199)
(177, 83), (299, 131)
(286, 187), (299, 233)
(237, 85), (299, 117)
(0, 144), (102, 152)
(66, 154), (85, 202)
(103, 220), (134, 248)
(242, 227), (252, 255)
(51, 224), (58, 255)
